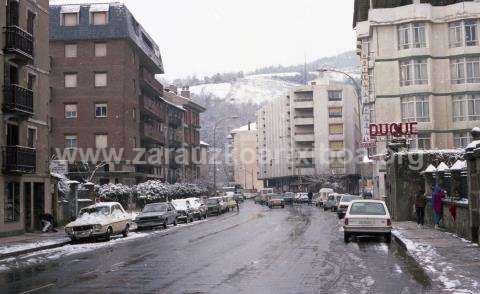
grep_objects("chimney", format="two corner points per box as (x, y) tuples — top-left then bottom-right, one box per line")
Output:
(168, 84), (178, 94)
(181, 86), (190, 99)
(248, 121), (251, 131)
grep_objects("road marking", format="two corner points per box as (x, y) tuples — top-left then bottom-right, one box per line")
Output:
(19, 283), (55, 294)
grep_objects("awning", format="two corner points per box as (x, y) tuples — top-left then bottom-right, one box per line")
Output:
(61, 5), (80, 13)
(89, 4), (110, 12)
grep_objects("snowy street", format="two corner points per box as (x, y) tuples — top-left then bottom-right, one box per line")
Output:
(0, 201), (450, 293)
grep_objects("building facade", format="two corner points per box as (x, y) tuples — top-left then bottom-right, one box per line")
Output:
(257, 80), (361, 192)
(354, 0), (480, 197)
(230, 123), (263, 190)
(1, 0), (52, 236)
(49, 3), (179, 185)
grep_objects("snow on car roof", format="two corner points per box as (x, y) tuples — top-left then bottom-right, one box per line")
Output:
(85, 202), (121, 209)
(350, 199), (386, 204)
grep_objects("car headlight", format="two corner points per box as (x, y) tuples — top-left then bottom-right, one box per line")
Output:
(93, 224), (102, 231)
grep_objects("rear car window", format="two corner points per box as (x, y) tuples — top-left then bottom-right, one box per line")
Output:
(349, 202), (386, 215)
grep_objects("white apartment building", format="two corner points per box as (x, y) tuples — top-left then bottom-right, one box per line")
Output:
(257, 80), (361, 192)
(230, 123), (263, 190)
(354, 0), (480, 197)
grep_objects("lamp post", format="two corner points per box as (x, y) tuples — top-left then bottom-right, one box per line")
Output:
(213, 116), (239, 194)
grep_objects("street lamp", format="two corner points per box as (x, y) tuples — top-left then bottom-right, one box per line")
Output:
(213, 116), (239, 193)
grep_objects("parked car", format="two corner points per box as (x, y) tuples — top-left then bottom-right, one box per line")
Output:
(254, 194), (263, 204)
(343, 200), (392, 243)
(206, 197), (223, 215)
(268, 194), (285, 208)
(261, 193), (273, 205)
(171, 199), (195, 223)
(244, 192), (256, 199)
(258, 188), (274, 197)
(65, 202), (131, 242)
(332, 194), (343, 212)
(186, 197), (208, 220)
(337, 195), (363, 219)
(295, 193), (309, 203)
(223, 196), (238, 211)
(317, 188), (334, 207)
(283, 192), (294, 204)
(134, 202), (178, 230)
(234, 193), (244, 203)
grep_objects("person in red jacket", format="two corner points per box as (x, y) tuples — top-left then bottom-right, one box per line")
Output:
(432, 185), (445, 229)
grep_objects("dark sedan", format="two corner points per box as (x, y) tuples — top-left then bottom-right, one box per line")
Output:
(134, 202), (178, 230)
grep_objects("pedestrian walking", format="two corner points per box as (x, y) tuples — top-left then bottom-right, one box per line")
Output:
(308, 191), (313, 204)
(414, 191), (427, 228)
(432, 185), (445, 229)
(235, 198), (240, 212)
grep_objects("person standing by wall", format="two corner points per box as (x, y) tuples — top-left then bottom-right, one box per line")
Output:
(432, 185), (445, 229)
(414, 191), (427, 229)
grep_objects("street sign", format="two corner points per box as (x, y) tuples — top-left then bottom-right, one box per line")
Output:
(50, 160), (68, 175)
(369, 122), (418, 137)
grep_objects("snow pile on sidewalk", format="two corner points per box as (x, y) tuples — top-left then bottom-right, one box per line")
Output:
(393, 229), (479, 291)
(0, 238), (69, 256)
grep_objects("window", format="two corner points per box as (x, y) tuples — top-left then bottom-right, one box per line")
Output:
(27, 128), (36, 148)
(95, 134), (108, 149)
(329, 141), (344, 150)
(65, 104), (78, 118)
(65, 104), (77, 119)
(401, 96), (429, 122)
(453, 94), (480, 121)
(398, 22), (426, 49)
(27, 73), (35, 91)
(449, 21), (463, 48)
(27, 10), (35, 35)
(411, 133), (431, 150)
(94, 72), (107, 87)
(65, 44), (77, 58)
(465, 20), (478, 46)
(91, 11), (107, 25)
(64, 73), (77, 88)
(95, 103), (107, 118)
(328, 90), (342, 101)
(62, 13), (78, 26)
(4, 181), (20, 223)
(65, 135), (77, 149)
(454, 132), (472, 148)
(328, 107), (342, 118)
(94, 43), (107, 57)
(329, 124), (343, 135)
(400, 59), (428, 86)
(451, 57), (480, 84)
(329, 158), (344, 169)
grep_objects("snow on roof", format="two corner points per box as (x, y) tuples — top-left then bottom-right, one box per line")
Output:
(160, 97), (185, 111)
(423, 164), (437, 173)
(451, 160), (467, 171)
(60, 5), (80, 13)
(231, 123), (257, 133)
(200, 140), (210, 146)
(467, 140), (480, 150)
(86, 202), (121, 208)
(66, 180), (80, 185)
(362, 155), (373, 163)
(437, 162), (450, 172)
(397, 149), (463, 156)
(89, 3), (110, 12)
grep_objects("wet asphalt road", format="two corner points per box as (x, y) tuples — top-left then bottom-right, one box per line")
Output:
(0, 201), (442, 294)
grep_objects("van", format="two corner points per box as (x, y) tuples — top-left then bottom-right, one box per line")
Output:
(317, 188), (334, 207)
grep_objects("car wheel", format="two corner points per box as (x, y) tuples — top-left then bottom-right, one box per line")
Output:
(122, 224), (130, 238)
(70, 236), (77, 243)
(385, 233), (392, 243)
(105, 227), (113, 241)
(173, 219), (178, 226)
(344, 232), (350, 243)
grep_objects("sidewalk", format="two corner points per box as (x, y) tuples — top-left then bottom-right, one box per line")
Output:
(0, 229), (70, 260)
(393, 221), (480, 292)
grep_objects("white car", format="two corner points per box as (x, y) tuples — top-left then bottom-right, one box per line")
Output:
(171, 199), (195, 223)
(295, 193), (309, 203)
(343, 200), (392, 243)
(337, 195), (362, 218)
(65, 202), (132, 242)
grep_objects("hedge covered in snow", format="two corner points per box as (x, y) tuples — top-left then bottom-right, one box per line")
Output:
(96, 181), (207, 206)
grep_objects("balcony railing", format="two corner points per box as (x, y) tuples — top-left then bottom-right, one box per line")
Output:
(143, 124), (165, 145)
(168, 117), (182, 128)
(3, 84), (34, 116)
(4, 26), (34, 61)
(2, 146), (36, 173)
(169, 140), (183, 149)
(140, 68), (164, 95)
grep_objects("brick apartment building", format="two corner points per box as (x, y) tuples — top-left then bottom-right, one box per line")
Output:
(164, 86), (205, 183)
(49, 3), (188, 185)
(1, 0), (52, 236)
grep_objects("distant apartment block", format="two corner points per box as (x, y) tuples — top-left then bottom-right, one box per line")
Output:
(257, 80), (360, 192)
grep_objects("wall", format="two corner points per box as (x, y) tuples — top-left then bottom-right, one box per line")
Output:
(424, 199), (471, 240)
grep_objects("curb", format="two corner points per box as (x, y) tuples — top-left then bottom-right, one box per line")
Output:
(392, 231), (408, 250)
(0, 240), (71, 260)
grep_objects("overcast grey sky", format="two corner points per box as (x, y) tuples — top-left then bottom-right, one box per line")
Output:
(51, 0), (356, 79)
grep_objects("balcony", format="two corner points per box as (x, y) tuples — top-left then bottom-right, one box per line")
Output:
(168, 117), (182, 128)
(3, 84), (34, 116)
(4, 26), (34, 62)
(294, 133), (315, 142)
(2, 146), (36, 173)
(143, 124), (165, 145)
(140, 68), (164, 95)
(294, 116), (314, 126)
(296, 150), (314, 159)
(294, 100), (314, 109)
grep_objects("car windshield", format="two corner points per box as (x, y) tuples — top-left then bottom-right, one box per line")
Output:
(328, 196), (335, 201)
(143, 204), (167, 213)
(80, 206), (110, 215)
(349, 203), (386, 216)
(207, 199), (219, 204)
(341, 195), (358, 202)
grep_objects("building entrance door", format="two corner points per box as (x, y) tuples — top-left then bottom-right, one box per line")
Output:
(33, 183), (45, 230)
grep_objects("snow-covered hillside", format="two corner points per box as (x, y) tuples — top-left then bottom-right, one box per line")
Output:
(190, 75), (301, 104)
